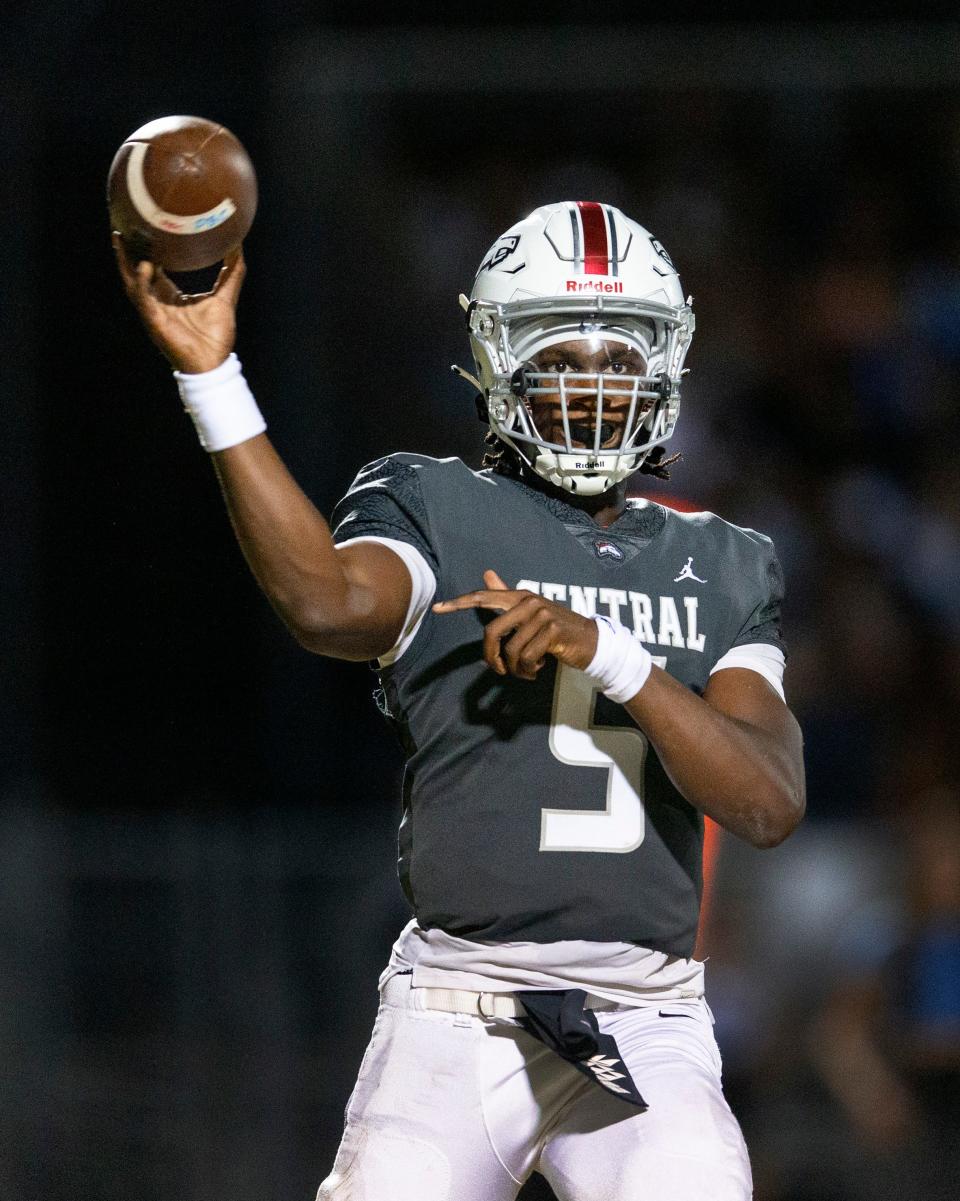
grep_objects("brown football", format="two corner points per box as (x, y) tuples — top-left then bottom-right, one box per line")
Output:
(107, 115), (257, 271)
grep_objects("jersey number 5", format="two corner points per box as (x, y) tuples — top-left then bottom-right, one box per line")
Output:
(541, 660), (665, 854)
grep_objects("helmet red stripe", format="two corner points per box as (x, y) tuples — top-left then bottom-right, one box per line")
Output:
(576, 200), (609, 275)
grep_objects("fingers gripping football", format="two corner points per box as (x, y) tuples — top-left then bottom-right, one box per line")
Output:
(112, 231), (246, 373)
(433, 572), (599, 680)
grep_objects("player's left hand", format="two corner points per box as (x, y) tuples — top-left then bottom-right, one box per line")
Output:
(433, 570), (598, 680)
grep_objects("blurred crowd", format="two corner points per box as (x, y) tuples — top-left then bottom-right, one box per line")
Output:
(637, 96), (960, 1201)
(678, 98), (960, 1201)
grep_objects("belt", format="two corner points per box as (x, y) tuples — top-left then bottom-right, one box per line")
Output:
(414, 985), (623, 1020)
(412, 981), (647, 1109)
(387, 976), (647, 1108)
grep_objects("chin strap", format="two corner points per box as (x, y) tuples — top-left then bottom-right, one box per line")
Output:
(450, 362), (481, 391)
(450, 363), (488, 424)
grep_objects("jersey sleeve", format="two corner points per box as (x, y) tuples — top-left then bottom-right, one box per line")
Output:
(330, 455), (439, 577)
(731, 535), (785, 654)
(710, 535), (787, 699)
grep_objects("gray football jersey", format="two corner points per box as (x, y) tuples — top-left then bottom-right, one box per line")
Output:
(332, 454), (785, 957)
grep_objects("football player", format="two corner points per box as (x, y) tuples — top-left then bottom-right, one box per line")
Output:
(114, 201), (805, 1201)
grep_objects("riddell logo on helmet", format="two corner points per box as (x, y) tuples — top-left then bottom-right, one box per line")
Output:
(566, 280), (624, 293)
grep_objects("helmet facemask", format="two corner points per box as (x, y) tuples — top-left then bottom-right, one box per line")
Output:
(468, 297), (692, 496)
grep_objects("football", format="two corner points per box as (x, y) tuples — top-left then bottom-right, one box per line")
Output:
(107, 115), (257, 272)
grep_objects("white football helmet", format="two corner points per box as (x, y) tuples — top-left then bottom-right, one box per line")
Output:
(456, 201), (695, 496)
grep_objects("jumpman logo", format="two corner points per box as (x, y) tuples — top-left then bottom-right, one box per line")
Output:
(674, 557), (707, 584)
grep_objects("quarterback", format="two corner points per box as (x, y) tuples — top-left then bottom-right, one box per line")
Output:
(114, 201), (805, 1201)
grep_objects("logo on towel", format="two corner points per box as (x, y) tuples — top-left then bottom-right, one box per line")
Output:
(585, 1054), (630, 1094)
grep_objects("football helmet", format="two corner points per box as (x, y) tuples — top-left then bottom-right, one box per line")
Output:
(456, 201), (695, 496)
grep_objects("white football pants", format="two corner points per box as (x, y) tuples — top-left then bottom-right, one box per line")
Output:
(316, 974), (752, 1201)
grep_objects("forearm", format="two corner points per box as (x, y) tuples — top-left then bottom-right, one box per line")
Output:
(171, 359), (414, 661)
(623, 667), (804, 848)
(210, 434), (353, 639)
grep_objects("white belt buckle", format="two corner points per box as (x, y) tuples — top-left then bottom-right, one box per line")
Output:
(478, 991), (499, 1018)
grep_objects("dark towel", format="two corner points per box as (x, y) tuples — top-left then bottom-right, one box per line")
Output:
(515, 989), (647, 1109)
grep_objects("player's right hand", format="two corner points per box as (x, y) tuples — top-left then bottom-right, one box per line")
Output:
(112, 232), (246, 374)
(433, 569), (599, 680)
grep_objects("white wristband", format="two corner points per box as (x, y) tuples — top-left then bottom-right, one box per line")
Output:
(584, 615), (653, 703)
(174, 353), (267, 452)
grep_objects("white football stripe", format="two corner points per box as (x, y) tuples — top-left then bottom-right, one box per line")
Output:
(125, 141), (236, 236)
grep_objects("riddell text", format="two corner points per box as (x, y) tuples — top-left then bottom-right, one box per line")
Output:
(566, 280), (624, 293)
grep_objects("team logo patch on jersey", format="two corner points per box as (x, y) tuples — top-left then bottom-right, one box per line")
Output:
(594, 539), (624, 562)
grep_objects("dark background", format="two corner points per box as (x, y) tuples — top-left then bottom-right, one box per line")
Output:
(2, 6), (959, 1200)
